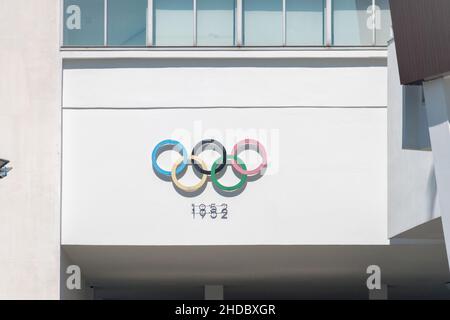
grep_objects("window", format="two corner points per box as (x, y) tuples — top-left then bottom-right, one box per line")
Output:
(375, 0), (392, 45)
(333, 0), (392, 46)
(153, 0), (194, 46)
(243, 0), (283, 46)
(286, 0), (324, 46)
(62, 0), (391, 47)
(332, 0), (373, 46)
(63, 0), (104, 46)
(197, 0), (236, 46)
(107, 0), (147, 46)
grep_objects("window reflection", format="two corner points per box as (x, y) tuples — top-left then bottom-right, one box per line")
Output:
(197, 0), (235, 46)
(333, 0), (373, 46)
(153, 0), (194, 46)
(286, 0), (324, 46)
(243, 0), (283, 46)
(107, 0), (147, 46)
(63, 0), (104, 46)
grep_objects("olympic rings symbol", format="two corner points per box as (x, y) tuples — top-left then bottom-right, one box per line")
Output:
(152, 138), (268, 193)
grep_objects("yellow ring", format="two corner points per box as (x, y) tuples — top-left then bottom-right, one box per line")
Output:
(171, 155), (208, 192)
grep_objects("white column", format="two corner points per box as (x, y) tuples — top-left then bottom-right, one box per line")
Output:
(193, 0), (197, 46)
(282, 0), (286, 46)
(147, 0), (153, 46)
(104, 0), (108, 46)
(236, 0), (243, 46)
(423, 76), (450, 268)
(204, 285), (224, 300)
(369, 284), (388, 300)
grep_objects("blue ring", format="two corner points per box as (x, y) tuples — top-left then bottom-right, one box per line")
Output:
(152, 139), (188, 176)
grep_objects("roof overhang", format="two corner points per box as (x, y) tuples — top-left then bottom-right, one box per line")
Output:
(390, 0), (450, 85)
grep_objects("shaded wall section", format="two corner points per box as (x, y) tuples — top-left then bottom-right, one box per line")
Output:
(388, 40), (440, 238)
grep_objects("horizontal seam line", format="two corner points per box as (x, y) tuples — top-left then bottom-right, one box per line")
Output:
(62, 106), (387, 110)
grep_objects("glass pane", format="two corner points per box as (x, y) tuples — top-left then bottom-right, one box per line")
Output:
(333, 0), (373, 46)
(197, 0), (235, 46)
(243, 0), (283, 46)
(107, 0), (147, 46)
(375, 0), (392, 45)
(286, 0), (324, 46)
(153, 0), (194, 46)
(63, 0), (104, 46)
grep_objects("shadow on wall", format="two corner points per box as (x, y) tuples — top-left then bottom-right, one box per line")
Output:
(402, 85), (431, 151)
(426, 166), (439, 221)
(63, 58), (388, 70)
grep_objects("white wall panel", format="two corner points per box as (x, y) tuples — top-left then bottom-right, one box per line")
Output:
(62, 58), (387, 108)
(62, 108), (387, 245)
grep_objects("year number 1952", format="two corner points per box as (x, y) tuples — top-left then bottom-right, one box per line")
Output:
(191, 203), (228, 220)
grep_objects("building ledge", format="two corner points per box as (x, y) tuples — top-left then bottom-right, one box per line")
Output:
(61, 47), (387, 60)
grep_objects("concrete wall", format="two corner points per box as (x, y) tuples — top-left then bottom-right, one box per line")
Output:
(61, 55), (388, 246)
(387, 40), (440, 238)
(0, 0), (61, 299)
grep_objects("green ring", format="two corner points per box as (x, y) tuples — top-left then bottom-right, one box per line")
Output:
(211, 155), (247, 191)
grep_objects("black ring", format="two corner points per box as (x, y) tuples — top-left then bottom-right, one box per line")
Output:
(191, 139), (227, 175)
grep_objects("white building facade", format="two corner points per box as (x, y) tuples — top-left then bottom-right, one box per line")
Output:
(1, 0), (449, 299)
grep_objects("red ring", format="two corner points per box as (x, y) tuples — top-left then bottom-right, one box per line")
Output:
(230, 139), (267, 176)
